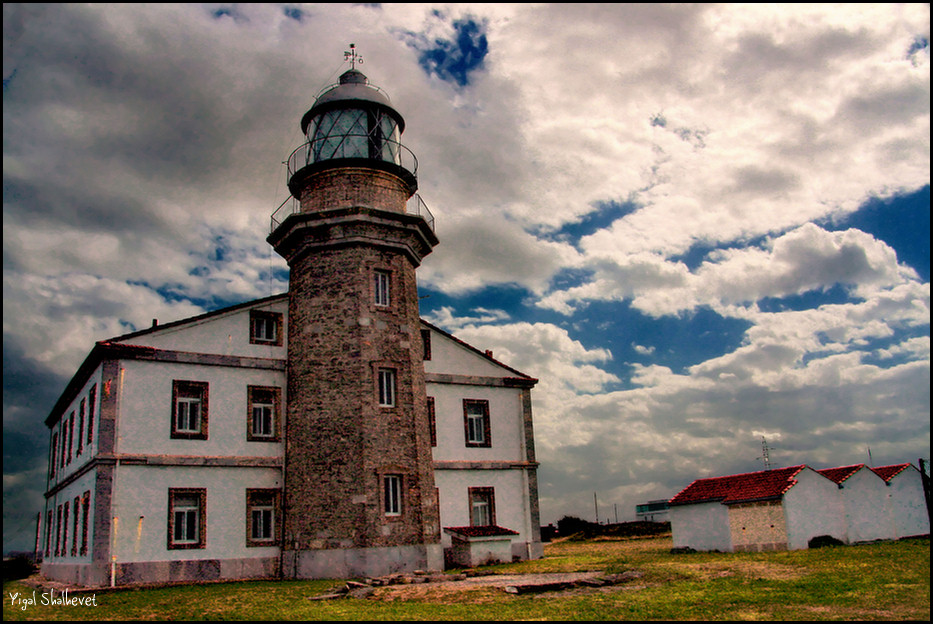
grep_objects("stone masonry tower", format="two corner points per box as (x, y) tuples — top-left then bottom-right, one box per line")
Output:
(268, 50), (442, 578)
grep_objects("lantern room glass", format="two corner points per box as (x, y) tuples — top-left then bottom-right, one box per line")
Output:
(308, 108), (401, 165)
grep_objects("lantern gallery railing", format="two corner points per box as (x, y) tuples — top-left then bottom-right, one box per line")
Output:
(286, 136), (419, 180)
(270, 193), (435, 234)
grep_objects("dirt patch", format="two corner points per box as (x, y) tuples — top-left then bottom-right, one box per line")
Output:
(363, 571), (609, 602)
(658, 560), (805, 582)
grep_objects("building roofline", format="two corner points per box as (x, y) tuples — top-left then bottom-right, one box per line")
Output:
(420, 318), (538, 384)
(45, 294), (537, 428)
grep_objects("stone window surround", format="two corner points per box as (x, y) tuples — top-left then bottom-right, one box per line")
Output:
(463, 398), (492, 448)
(168, 487), (207, 550)
(247, 385), (282, 442)
(171, 380), (209, 440)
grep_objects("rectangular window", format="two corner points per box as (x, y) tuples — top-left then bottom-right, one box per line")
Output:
(80, 491), (90, 556)
(421, 329), (432, 361)
(168, 488), (206, 549)
(384, 475), (402, 516)
(427, 396), (437, 447)
(71, 495), (80, 556)
(66, 413), (74, 465)
(246, 489), (280, 546)
(463, 399), (491, 447)
(378, 369), (396, 407)
(250, 310), (283, 346)
(50, 432), (58, 478)
(77, 399), (85, 456)
(55, 505), (63, 557)
(87, 384), (96, 446)
(469, 487), (496, 527)
(61, 501), (70, 556)
(374, 270), (391, 307)
(171, 381), (209, 439)
(44, 510), (53, 558)
(248, 386), (281, 441)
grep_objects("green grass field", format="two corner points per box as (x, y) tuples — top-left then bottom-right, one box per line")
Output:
(4, 535), (929, 621)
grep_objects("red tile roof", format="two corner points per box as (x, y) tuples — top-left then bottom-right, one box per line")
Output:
(870, 463), (911, 482)
(669, 465), (807, 506)
(817, 464), (865, 484)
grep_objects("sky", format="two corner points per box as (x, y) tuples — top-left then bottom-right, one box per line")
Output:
(3, 3), (929, 552)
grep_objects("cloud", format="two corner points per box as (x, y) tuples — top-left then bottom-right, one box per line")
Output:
(2, 4), (928, 550)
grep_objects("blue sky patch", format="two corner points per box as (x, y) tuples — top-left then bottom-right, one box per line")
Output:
(415, 17), (489, 87)
(821, 185), (930, 281)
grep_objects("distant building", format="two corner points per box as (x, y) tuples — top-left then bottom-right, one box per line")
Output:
(668, 463), (929, 552)
(635, 500), (670, 523)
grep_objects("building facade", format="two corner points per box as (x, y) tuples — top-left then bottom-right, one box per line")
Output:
(40, 62), (542, 587)
(669, 463), (929, 553)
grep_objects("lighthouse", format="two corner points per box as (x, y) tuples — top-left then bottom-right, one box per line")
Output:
(268, 48), (442, 578)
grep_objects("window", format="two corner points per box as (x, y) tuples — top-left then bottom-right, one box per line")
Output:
(374, 270), (391, 307)
(77, 399), (85, 456)
(421, 329), (432, 360)
(80, 492), (90, 556)
(50, 432), (58, 478)
(249, 310), (283, 346)
(248, 386), (281, 441)
(71, 495), (80, 556)
(463, 399), (491, 447)
(469, 487), (496, 527)
(377, 369), (396, 407)
(44, 510), (53, 558)
(87, 384), (96, 446)
(246, 489), (280, 546)
(384, 475), (402, 516)
(66, 413), (74, 464)
(55, 505), (63, 557)
(427, 397), (437, 447)
(61, 501), (70, 557)
(168, 488), (206, 549)
(172, 381), (209, 439)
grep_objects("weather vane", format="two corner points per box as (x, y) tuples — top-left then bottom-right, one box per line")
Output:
(344, 43), (363, 69)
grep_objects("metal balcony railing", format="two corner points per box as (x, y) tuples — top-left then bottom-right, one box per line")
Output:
(286, 137), (419, 180)
(270, 193), (435, 234)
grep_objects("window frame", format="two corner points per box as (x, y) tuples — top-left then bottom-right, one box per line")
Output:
(168, 488), (206, 550)
(468, 486), (496, 527)
(246, 489), (281, 547)
(377, 368), (396, 408)
(247, 386), (282, 442)
(463, 399), (492, 448)
(373, 269), (391, 307)
(249, 310), (284, 346)
(383, 474), (403, 517)
(427, 396), (437, 447)
(171, 380), (209, 440)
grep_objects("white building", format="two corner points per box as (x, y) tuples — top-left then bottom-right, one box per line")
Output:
(669, 463), (929, 553)
(40, 295), (542, 586)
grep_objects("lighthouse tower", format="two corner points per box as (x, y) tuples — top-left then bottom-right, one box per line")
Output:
(268, 49), (442, 578)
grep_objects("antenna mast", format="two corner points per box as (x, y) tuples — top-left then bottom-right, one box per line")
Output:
(759, 436), (773, 471)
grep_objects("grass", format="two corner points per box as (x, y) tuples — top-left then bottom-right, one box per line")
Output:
(4, 535), (929, 621)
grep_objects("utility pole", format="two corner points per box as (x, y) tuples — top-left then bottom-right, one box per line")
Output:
(594, 492), (599, 525)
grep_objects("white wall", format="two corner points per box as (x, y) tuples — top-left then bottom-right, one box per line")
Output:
(434, 469), (533, 548)
(111, 464), (281, 563)
(670, 502), (731, 551)
(837, 467), (889, 543)
(783, 468), (846, 549)
(44, 470), (97, 563)
(885, 466), (930, 539)
(120, 300), (288, 359)
(427, 382), (526, 463)
(115, 359), (285, 458)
